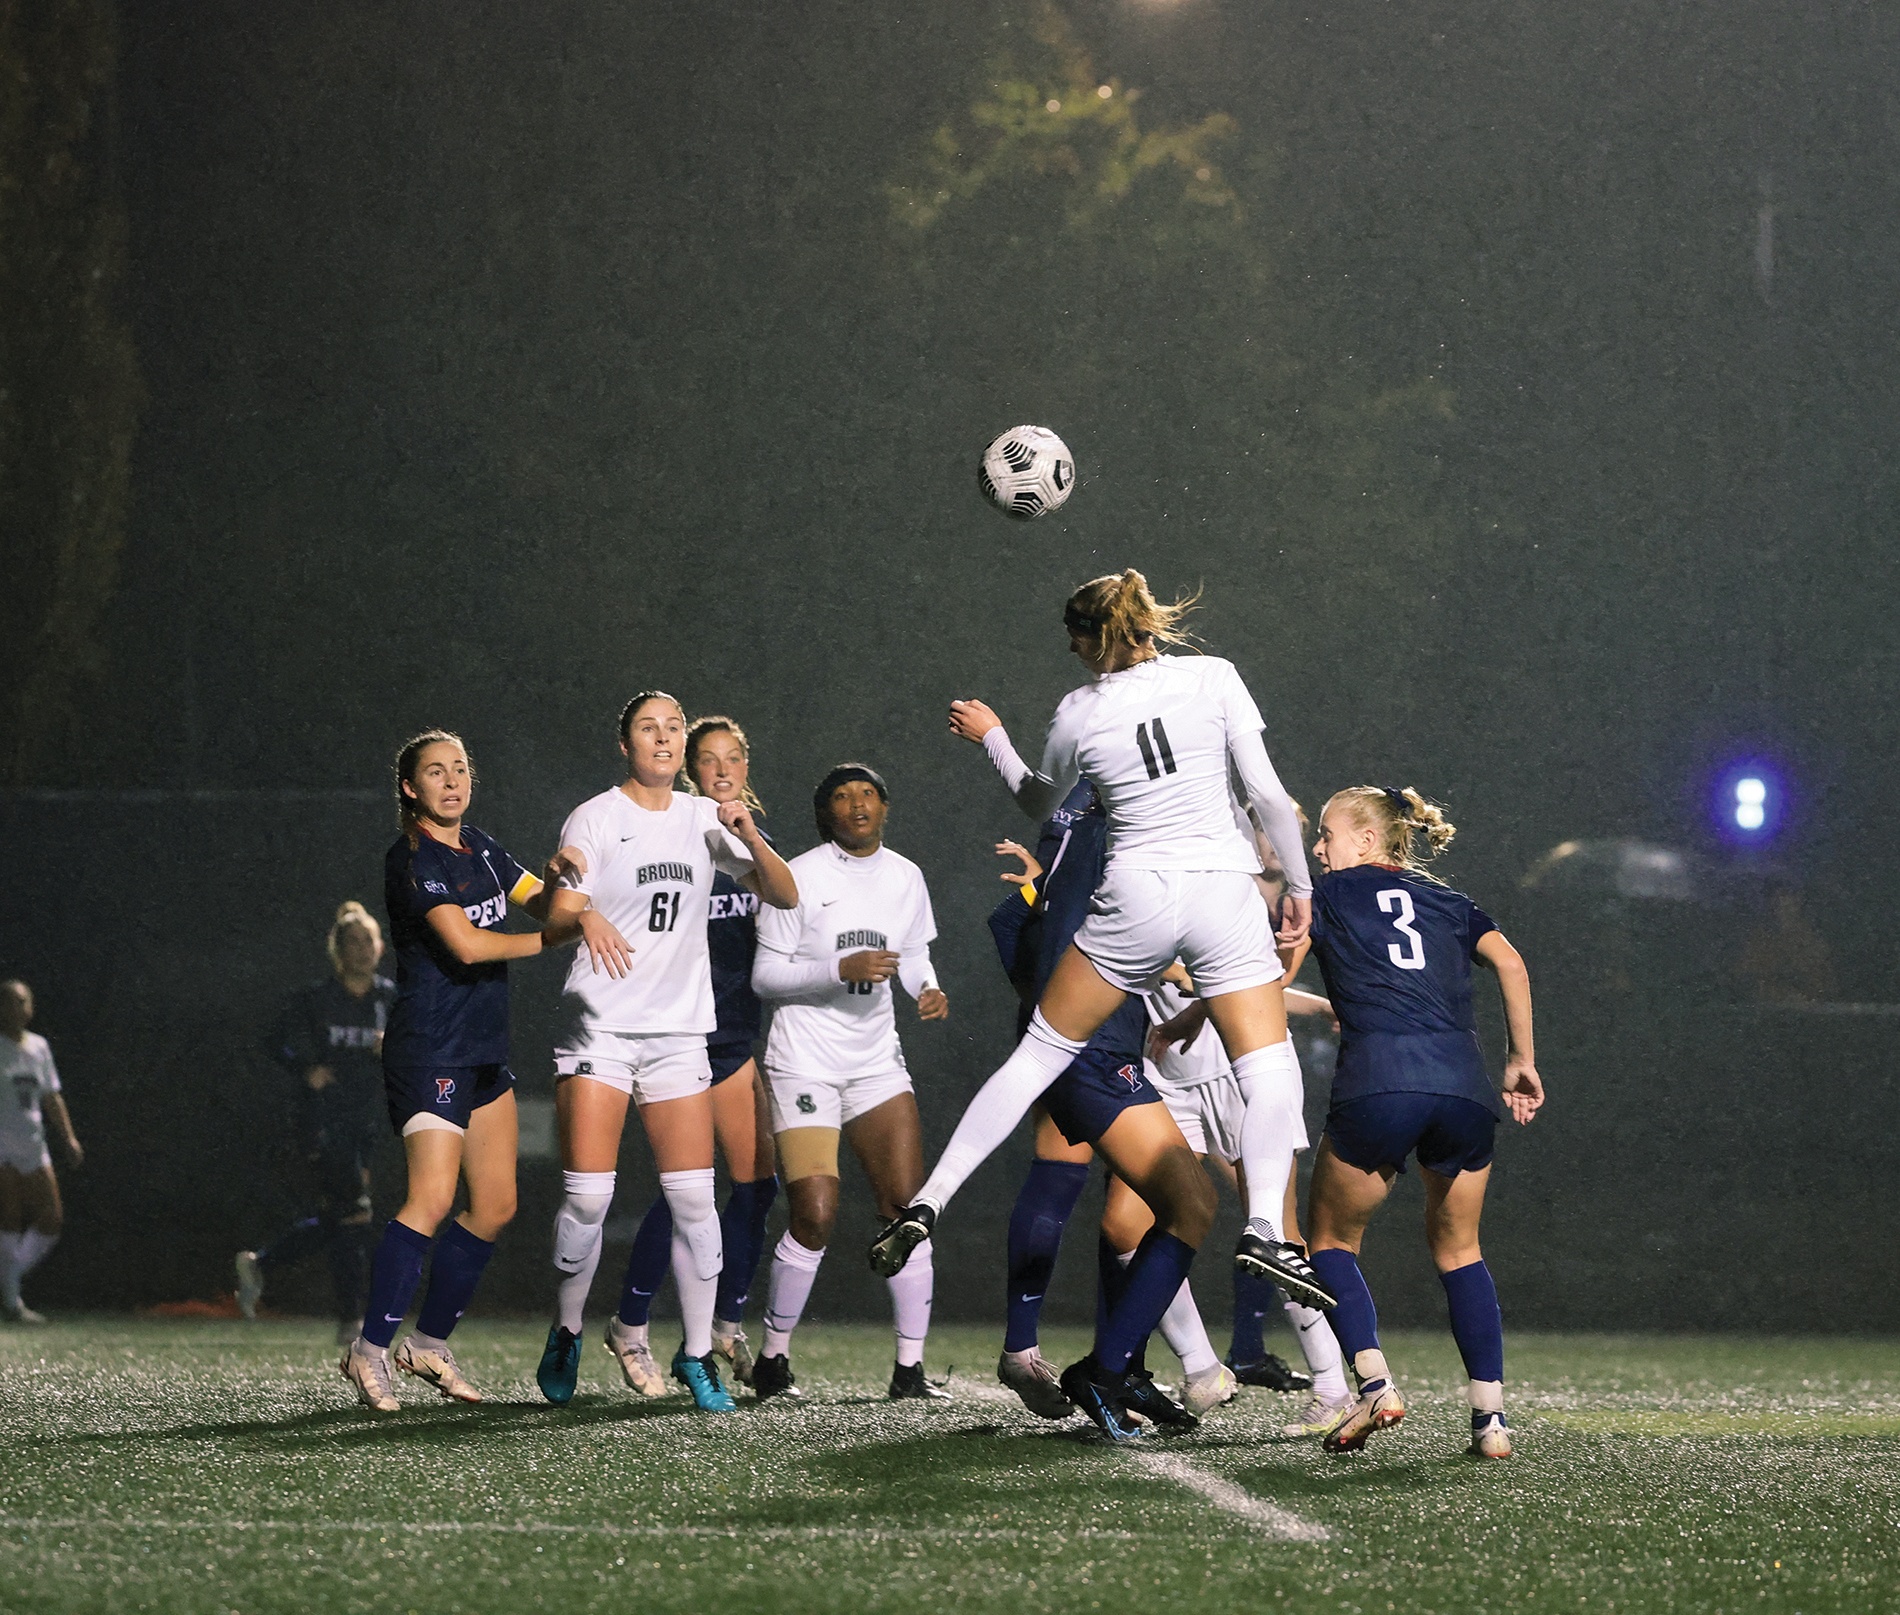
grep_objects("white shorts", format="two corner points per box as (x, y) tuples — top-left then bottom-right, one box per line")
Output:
(1155, 1071), (1308, 1164)
(766, 1066), (913, 1132)
(554, 1032), (711, 1105)
(0, 1138), (50, 1175)
(1073, 867), (1283, 997)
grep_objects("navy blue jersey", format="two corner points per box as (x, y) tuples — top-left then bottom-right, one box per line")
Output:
(706, 829), (768, 1045)
(1309, 864), (1502, 1115)
(268, 974), (395, 1108)
(987, 779), (1148, 1062)
(382, 826), (534, 1069)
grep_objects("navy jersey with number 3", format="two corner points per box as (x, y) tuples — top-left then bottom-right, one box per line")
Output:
(1310, 864), (1502, 1116)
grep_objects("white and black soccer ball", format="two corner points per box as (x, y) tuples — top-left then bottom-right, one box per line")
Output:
(978, 425), (1075, 521)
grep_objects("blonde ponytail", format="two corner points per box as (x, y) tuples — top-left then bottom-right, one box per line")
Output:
(1328, 785), (1457, 875)
(1063, 568), (1199, 659)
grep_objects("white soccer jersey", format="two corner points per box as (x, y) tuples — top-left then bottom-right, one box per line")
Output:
(1141, 978), (1232, 1093)
(556, 788), (756, 1036)
(996, 655), (1304, 884)
(0, 1033), (60, 1157)
(755, 842), (938, 1080)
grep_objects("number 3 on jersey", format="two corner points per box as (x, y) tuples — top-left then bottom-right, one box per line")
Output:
(1377, 888), (1426, 970)
(648, 891), (682, 932)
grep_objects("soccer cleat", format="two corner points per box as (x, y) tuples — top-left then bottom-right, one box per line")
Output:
(1121, 1368), (1200, 1432)
(1469, 1414), (1513, 1459)
(339, 1337), (401, 1413)
(868, 1202), (936, 1278)
(1183, 1362), (1239, 1417)
(997, 1349), (1074, 1419)
(395, 1336), (483, 1404)
(889, 1361), (952, 1401)
(712, 1326), (755, 1386)
(536, 1323), (583, 1405)
(234, 1251), (264, 1320)
(1226, 1351), (1313, 1393)
(1323, 1381), (1407, 1453)
(604, 1317), (668, 1397)
(1058, 1356), (1145, 1443)
(3, 1302), (47, 1326)
(1281, 1393), (1357, 1440)
(672, 1347), (738, 1413)
(1234, 1233), (1336, 1311)
(750, 1351), (804, 1403)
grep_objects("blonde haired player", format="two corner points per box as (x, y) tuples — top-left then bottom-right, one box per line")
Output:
(871, 568), (1325, 1433)
(749, 765), (949, 1402)
(0, 980), (82, 1324)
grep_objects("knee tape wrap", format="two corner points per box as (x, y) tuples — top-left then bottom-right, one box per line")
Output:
(661, 1169), (722, 1282)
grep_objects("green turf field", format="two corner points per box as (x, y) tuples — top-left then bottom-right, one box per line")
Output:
(2, 1319), (1897, 1613)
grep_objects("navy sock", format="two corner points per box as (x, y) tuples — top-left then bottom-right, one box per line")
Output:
(1309, 1248), (1380, 1368)
(715, 1175), (779, 1323)
(360, 1219), (431, 1348)
(618, 1194), (674, 1327)
(1093, 1233), (1128, 1353)
(1003, 1160), (1089, 1352)
(1229, 1268), (1276, 1363)
(1440, 1260), (1504, 1383)
(414, 1219), (495, 1341)
(257, 1216), (327, 1271)
(1095, 1230), (1196, 1376)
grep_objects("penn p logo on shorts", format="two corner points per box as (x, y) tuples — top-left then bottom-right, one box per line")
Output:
(1117, 1064), (1141, 1090)
(435, 1077), (457, 1105)
(796, 1093), (817, 1115)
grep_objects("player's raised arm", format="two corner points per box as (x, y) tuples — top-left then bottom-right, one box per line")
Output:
(948, 698), (1078, 823)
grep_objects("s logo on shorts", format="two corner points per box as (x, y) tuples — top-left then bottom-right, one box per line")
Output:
(435, 1078), (457, 1105)
(796, 1093), (817, 1115)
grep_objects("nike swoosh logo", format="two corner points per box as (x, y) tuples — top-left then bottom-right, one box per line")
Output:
(620, 835), (638, 842)
(1017, 1294), (1041, 1304)
(1298, 1319), (1322, 1332)
(383, 1314), (403, 1323)
(820, 898), (839, 907)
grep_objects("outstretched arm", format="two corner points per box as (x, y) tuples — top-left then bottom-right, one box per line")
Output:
(947, 699), (1075, 822)
(1476, 929), (1542, 1124)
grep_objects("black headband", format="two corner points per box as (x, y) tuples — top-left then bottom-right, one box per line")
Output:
(1381, 787), (1411, 819)
(813, 764), (888, 822)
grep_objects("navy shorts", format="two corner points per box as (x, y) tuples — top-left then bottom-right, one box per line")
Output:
(709, 1038), (757, 1086)
(1325, 1092), (1495, 1177)
(384, 1064), (516, 1135)
(1042, 1046), (1162, 1148)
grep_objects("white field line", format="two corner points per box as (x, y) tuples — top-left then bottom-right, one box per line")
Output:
(1125, 1450), (1332, 1543)
(0, 1517), (1137, 1544)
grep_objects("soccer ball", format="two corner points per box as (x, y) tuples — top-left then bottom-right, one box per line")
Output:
(978, 425), (1075, 520)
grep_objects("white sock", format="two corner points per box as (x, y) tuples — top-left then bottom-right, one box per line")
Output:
(0, 1233), (22, 1308)
(552, 1170), (616, 1335)
(660, 1168), (721, 1359)
(1158, 1277), (1219, 1378)
(916, 1011), (1086, 1212)
(887, 1236), (934, 1367)
(1233, 1040), (1303, 1239)
(1468, 1378), (1505, 1416)
(1284, 1298), (1349, 1402)
(762, 1231), (824, 1358)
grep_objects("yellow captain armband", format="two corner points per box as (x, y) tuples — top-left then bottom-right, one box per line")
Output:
(508, 871), (541, 905)
(1019, 880), (1038, 909)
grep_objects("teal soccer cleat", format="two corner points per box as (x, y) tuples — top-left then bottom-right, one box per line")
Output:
(672, 1347), (738, 1413)
(537, 1324), (582, 1405)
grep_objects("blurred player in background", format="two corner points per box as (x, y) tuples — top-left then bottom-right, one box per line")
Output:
(238, 902), (395, 1342)
(0, 979), (82, 1324)
(751, 765), (948, 1403)
(340, 729), (607, 1412)
(1302, 786), (1543, 1458)
(535, 694), (795, 1414)
(609, 716), (783, 1395)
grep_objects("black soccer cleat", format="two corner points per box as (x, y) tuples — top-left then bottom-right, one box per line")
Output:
(1226, 1351), (1315, 1393)
(751, 1352), (805, 1403)
(888, 1362), (952, 1401)
(1120, 1368), (1200, 1433)
(1234, 1233), (1336, 1311)
(868, 1203), (936, 1278)
(1058, 1356), (1144, 1443)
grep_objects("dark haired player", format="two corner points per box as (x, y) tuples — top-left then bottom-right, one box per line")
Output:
(340, 730), (624, 1412)
(749, 765), (949, 1401)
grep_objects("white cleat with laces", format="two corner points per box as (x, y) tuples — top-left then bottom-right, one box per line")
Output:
(1469, 1414), (1513, 1458)
(605, 1316), (669, 1397)
(393, 1336), (483, 1403)
(998, 1349), (1075, 1419)
(339, 1337), (401, 1412)
(1281, 1393), (1356, 1441)
(1183, 1362), (1238, 1417)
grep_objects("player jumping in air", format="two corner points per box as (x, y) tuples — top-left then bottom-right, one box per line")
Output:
(1300, 786), (1543, 1458)
(871, 569), (1323, 1438)
(534, 693), (796, 1414)
(0, 979), (83, 1324)
(239, 902), (395, 1342)
(750, 765), (949, 1403)
(608, 716), (784, 1394)
(340, 730), (615, 1412)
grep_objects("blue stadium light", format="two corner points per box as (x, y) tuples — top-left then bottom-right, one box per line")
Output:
(1713, 762), (1783, 845)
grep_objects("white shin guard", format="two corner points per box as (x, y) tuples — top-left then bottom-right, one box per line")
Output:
(1232, 1039), (1304, 1237)
(886, 1236), (934, 1367)
(660, 1168), (721, 1358)
(553, 1170), (616, 1335)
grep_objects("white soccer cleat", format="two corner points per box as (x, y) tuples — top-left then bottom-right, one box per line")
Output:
(1324, 1382), (1408, 1454)
(339, 1337), (401, 1412)
(234, 1251), (264, 1320)
(1469, 1415), (1513, 1459)
(1281, 1393), (1357, 1441)
(712, 1326), (755, 1387)
(997, 1349), (1075, 1419)
(605, 1316), (669, 1397)
(393, 1336), (483, 1404)
(1183, 1363), (1238, 1417)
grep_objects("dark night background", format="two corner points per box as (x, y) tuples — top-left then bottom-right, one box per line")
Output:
(3, 0), (1896, 1333)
